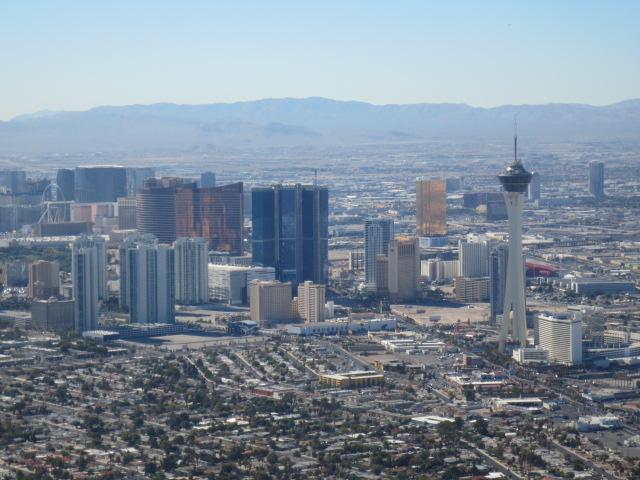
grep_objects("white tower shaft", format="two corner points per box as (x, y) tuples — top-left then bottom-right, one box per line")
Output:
(499, 191), (527, 352)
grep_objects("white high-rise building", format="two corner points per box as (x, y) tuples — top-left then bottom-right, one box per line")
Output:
(498, 133), (532, 353)
(422, 259), (459, 282)
(174, 237), (209, 305)
(73, 234), (107, 299)
(72, 235), (107, 334)
(364, 218), (394, 285)
(119, 234), (175, 324)
(536, 312), (583, 365)
(297, 281), (326, 323)
(458, 238), (490, 278)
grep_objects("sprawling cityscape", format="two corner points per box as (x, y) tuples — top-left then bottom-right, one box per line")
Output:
(0, 129), (637, 480)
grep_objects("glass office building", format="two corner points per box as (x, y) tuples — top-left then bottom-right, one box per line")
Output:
(252, 184), (328, 287)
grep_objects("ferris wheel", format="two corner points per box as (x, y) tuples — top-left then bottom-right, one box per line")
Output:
(38, 183), (69, 224)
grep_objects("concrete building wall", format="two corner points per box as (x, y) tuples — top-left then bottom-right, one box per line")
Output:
(454, 276), (490, 302)
(388, 237), (420, 302)
(249, 280), (292, 327)
(31, 298), (75, 331)
(297, 281), (326, 323)
(28, 260), (60, 299)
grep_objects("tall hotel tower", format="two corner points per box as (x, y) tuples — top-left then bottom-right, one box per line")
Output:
(387, 237), (421, 303)
(72, 235), (107, 334)
(119, 234), (175, 324)
(589, 161), (605, 197)
(252, 184), (328, 288)
(416, 179), (446, 237)
(174, 236), (209, 305)
(137, 178), (243, 255)
(498, 133), (532, 353)
(364, 218), (394, 285)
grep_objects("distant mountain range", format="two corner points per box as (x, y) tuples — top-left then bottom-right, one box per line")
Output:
(1, 97), (639, 154)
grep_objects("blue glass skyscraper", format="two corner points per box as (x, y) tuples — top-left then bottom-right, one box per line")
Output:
(252, 184), (328, 287)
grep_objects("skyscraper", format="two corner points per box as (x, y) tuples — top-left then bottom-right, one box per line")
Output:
(536, 312), (583, 365)
(199, 182), (244, 255)
(56, 169), (75, 201)
(126, 167), (155, 198)
(252, 184), (328, 287)
(137, 178), (243, 254)
(75, 166), (128, 203)
(364, 218), (394, 285)
(376, 254), (389, 292)
(498, 134), (532, 353)
(174, 237), (209, 305)
(454, 276), (490, 302)
(527, 171), (541, 201)
(72, 235), (107, 334)
(458, 238), (490, 278)
(119, 234), (175, 324)
(31, 298), (75, 331)
(136, 177), (185, 243)
(416, 178), (446, 237)
(249, 280), (293, 327)
(387, 237), (421, 303)
(201, 171), (216, 188)
(74, 166), (154, 202)
(0, 170), (27, 194)
(28, 260), (60, 299)
(117, 197), (137, 230)
(297, 281), (326, 323)
(489, 244), (508, 325)
(589, 161), (605, 197)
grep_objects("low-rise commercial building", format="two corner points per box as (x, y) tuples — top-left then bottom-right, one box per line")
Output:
(489, 397), (544, 413)
(513, 346), (550, 364)
(374, 359), (421, 373)
(285, 318), (397, 336)
(574, 414), (620, 432)
(318, 371), (384, 388)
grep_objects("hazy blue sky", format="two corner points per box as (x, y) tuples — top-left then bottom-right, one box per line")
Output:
(1, 1), (639, 120)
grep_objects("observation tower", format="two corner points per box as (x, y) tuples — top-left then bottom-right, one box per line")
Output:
(498, 131), (532, 353)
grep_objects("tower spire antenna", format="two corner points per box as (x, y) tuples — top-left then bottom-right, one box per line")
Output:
(514, 116), (518, 165)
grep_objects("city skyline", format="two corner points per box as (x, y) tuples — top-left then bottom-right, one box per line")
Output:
(0, 120), (639, 477)
(2, 1), (639, 121)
